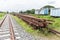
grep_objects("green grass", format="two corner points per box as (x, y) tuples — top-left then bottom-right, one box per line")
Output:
(0, 13), (5, 20)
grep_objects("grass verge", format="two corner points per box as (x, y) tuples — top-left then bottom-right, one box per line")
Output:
(0, 13), (5, 20)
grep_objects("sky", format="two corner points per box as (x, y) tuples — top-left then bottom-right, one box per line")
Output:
(0, 0), (60, 12)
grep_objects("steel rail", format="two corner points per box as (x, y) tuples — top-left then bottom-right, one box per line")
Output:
(9, 16), (16, 40)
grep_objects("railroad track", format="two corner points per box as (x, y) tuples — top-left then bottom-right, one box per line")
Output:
(13, 14), (60, 36)
(0, 14), (21, 40)
(9, 16), (16, 40)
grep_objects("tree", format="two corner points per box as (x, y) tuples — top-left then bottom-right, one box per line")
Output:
(19, 11), (23, 13)
(25, 9), (35, 14)
(7, 11), (9, 14)
(26, 10), (31, 14)
(31, 9), (35, 14)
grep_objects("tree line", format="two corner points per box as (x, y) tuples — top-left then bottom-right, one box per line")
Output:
(19, 9), (35, 14)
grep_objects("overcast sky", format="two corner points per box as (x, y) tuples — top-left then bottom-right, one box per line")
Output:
(0, 0), (60, 12)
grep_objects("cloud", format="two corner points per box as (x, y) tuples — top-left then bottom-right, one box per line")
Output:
(0, 0), (59, 12)
(48, 1), (56, 4)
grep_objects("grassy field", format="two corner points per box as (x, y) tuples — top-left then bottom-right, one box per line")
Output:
(0, 13), (5, 20)
(12, 15), (60, 40)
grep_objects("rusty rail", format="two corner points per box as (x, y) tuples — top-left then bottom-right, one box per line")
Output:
(9, 16), (16, 40)
(48, 28), (60, 34)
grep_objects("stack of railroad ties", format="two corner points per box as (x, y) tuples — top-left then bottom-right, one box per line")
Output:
(13, 14), (52, 29)
(13, 14), (60, 35)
